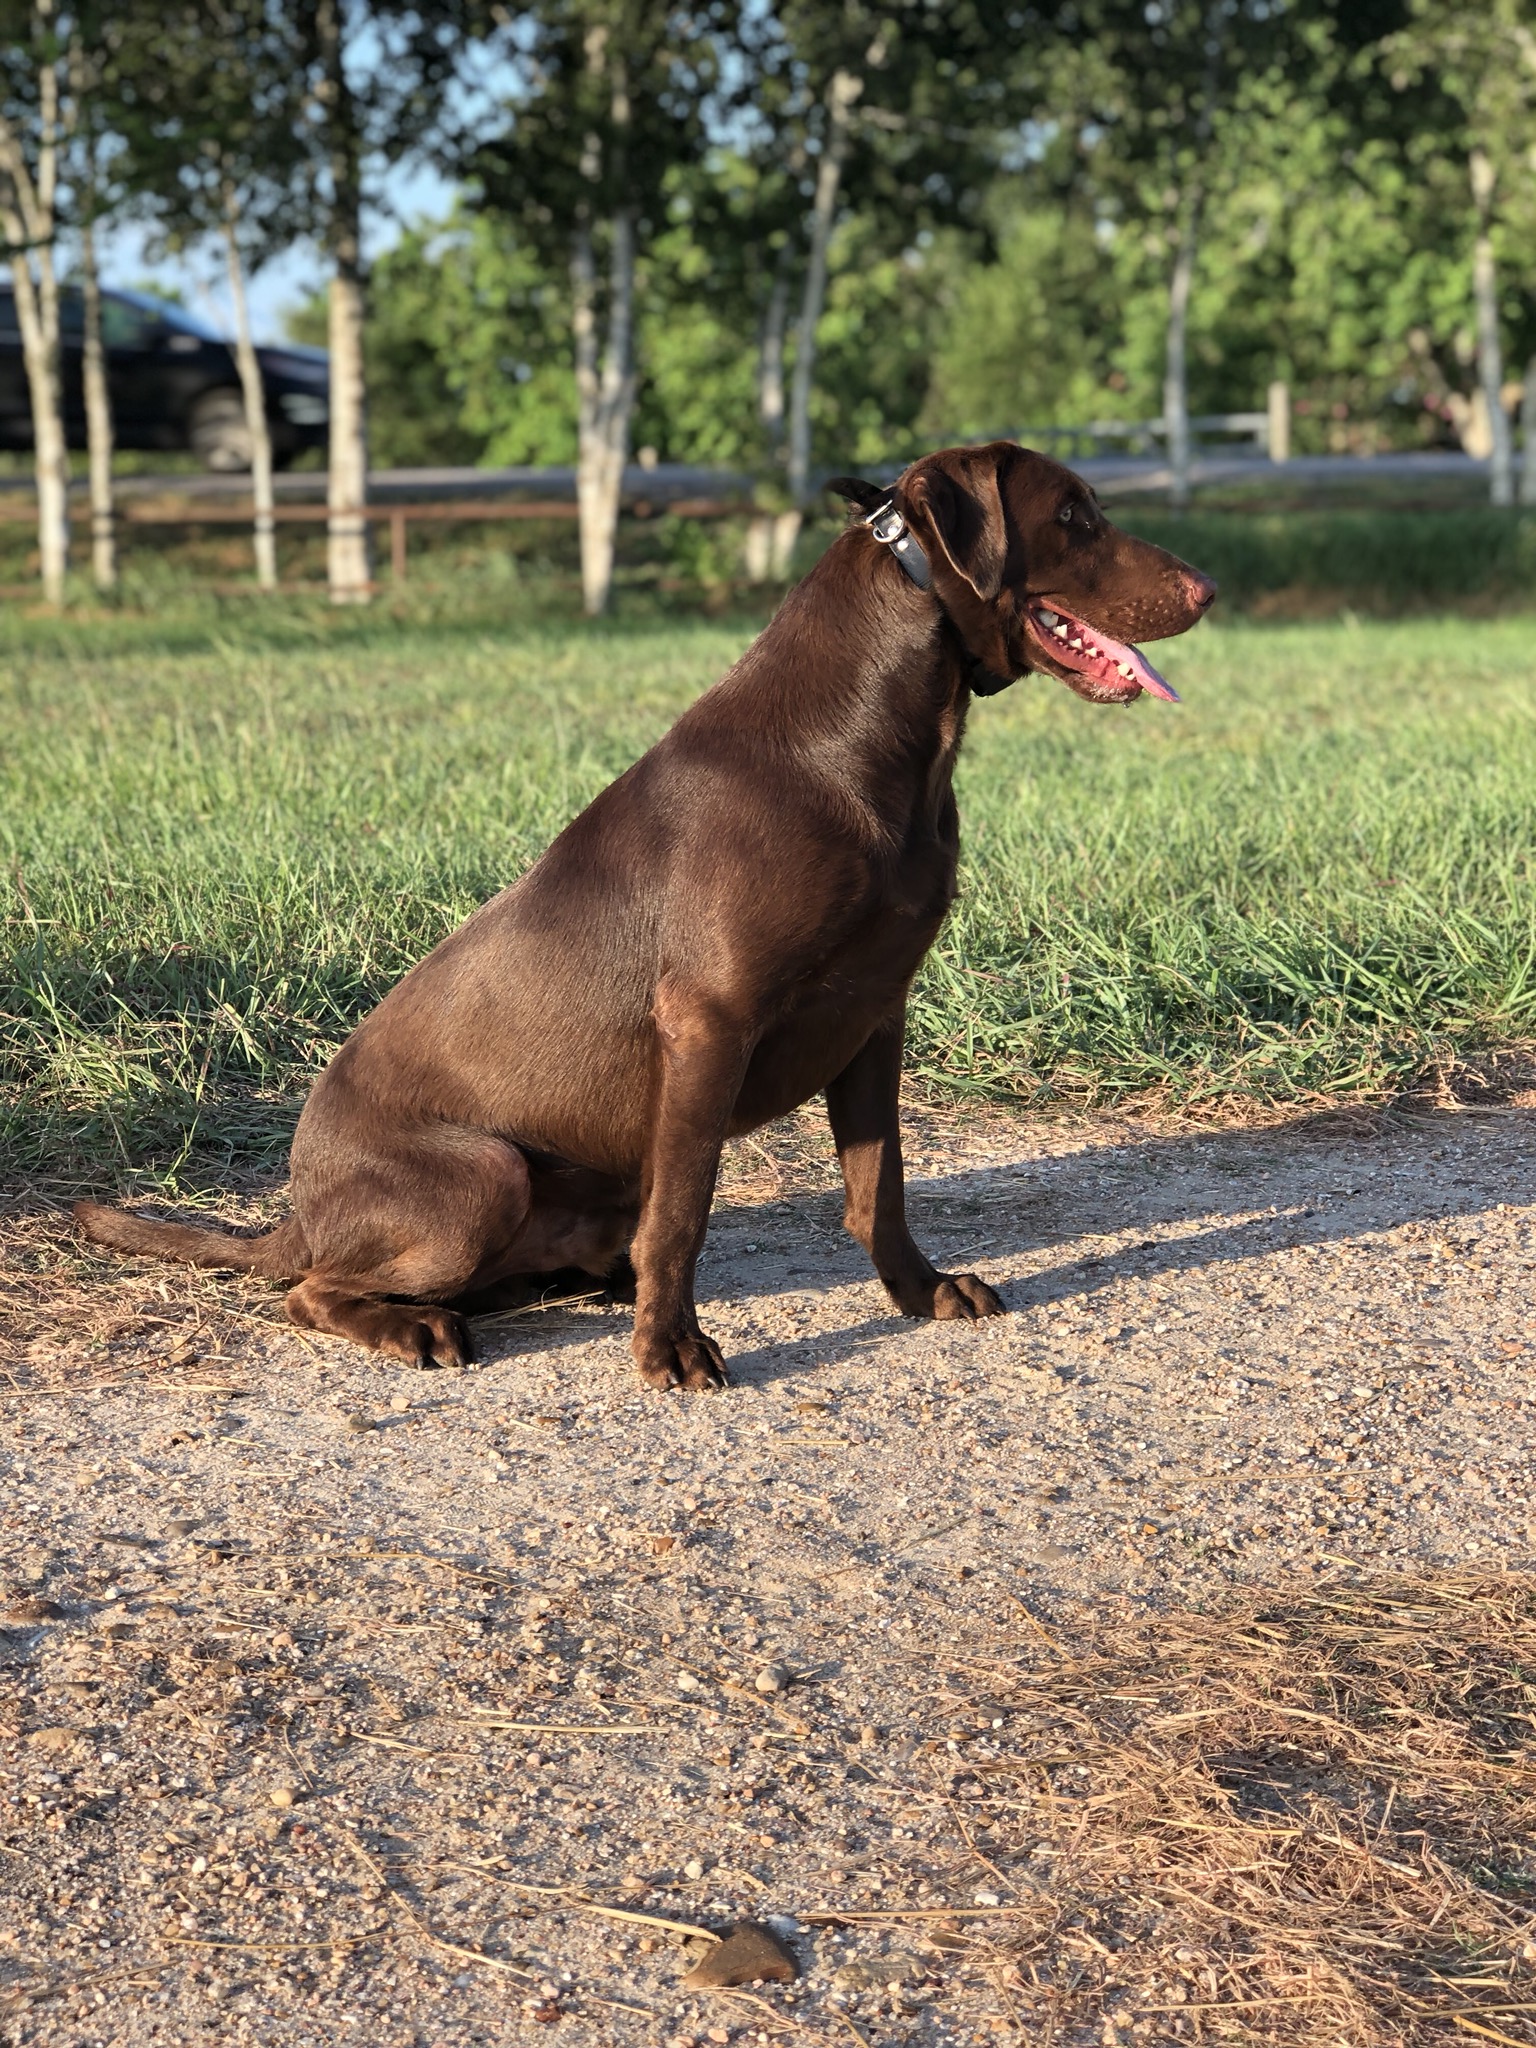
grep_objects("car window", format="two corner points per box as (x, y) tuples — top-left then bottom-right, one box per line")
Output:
(57, 287), (83, 340)
(115, 288), (222, 343)
(102, 295), (162, 350)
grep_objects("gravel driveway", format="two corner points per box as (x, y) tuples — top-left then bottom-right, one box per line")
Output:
(2, 1099), (1532, 2046)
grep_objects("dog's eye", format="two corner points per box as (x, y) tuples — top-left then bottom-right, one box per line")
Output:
(1058, 504), (1076, 525)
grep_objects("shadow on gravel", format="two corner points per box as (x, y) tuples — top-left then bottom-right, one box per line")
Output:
(466, 1104), (1535, 1382)
(9, 1101), (1529, 1387)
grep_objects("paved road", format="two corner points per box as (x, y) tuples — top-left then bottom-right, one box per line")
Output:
(0, 450), (1509, 504)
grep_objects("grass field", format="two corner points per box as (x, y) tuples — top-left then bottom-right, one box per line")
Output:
(3, 579), (1536, 1195)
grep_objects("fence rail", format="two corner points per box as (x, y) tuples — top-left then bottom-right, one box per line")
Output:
(0, 482), (752, 582)
(1013, 390), (1289, 460)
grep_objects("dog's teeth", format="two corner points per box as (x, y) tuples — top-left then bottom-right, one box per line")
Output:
(1068, 636), (1084, 650)
(1116, 662), (1134, 678)
(1053, 622), (1070, 638)
(1038, 608), (1058, 627)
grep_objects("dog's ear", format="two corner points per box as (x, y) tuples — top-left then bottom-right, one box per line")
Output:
(825, 475), (888, 517)
(903, 447), (1010, 601)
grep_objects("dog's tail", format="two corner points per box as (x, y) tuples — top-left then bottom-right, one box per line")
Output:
(73, 1201), (307, 1281)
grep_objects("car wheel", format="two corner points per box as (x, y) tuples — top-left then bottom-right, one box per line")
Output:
(189, 388), (253, 472)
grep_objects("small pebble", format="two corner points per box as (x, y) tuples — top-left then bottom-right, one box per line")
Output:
(268, 1786), (297, 1809)
(343, 1412), (375, 1435)
(754, 1663), (790, 1695)
(27, 1726), (79, 1753)
(683, 1856), (706, 1881)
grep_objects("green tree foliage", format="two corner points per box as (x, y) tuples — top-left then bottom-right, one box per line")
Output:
(290, 0), (1535, 478)
(288, 209), (571, 468)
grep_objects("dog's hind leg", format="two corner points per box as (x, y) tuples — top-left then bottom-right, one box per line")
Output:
(285, 1277), (477, 1367)
(283, 1127), (537, 1368)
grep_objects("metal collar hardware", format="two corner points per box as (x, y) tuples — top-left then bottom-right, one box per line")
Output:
(860, 496), (932, 591)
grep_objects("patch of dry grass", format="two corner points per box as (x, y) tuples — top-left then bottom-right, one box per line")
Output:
(951, 1574), (1536, 2044)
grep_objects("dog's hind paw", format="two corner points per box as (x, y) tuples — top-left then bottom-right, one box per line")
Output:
(370, 1305), (475, 1369)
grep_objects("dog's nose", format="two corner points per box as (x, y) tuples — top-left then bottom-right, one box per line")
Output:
(1183, 570), (1218, 612)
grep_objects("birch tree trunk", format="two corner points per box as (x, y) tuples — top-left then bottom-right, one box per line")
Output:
(318, 0), (371, 603)
(1522, 355), (1536, 508)
(569, 30), (636, 619)
(0, 19), (69, 604)
(785, 66), (860, 520)
(1162, 189), (1201, 512)
(79, 213), (115, 592)
(758, 263), (788, 455)
(571, 207), (636, 616)
(745, 261), (792, 581)
(222, 184), (277, 590)
(1470, 146), (1513, 508)
(70, 32), (110, 590)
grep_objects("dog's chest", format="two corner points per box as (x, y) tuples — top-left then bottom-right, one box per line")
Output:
(729, 835), (956, 1132)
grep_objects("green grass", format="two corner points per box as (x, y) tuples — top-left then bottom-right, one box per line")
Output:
(1115, 508), (1536, 613)
(3, 579), (1535, 1193)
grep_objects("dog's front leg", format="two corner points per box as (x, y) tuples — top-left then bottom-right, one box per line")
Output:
(630, 980), (751, 1391)
(828, 1007), (1006, 1322)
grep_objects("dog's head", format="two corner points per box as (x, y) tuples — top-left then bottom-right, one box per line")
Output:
(841, 441), (1216, 704)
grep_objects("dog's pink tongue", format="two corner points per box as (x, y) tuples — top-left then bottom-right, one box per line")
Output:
(1040, 606), (1182, 702)
(1096, 624), (1180, 703)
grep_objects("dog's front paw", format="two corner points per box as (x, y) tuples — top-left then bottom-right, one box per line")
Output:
(890, 1271), (1006, 1321)
(634, 1329), (728, 1392)
(932, 1272), (1006, 1320)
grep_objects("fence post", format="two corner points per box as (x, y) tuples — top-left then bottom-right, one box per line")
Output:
(390, 508), (407, 584)
(1267, 381), (1291, 464)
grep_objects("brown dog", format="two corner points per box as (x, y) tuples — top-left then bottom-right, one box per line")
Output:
(77, 442), (1214, 1389)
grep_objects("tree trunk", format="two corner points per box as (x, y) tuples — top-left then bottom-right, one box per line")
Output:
(1470, 146), (1513, 508)
(80, 213), (115, 592)
(318, 0), (371, 603)
(570, 207), (636, 617)
(569, 31), (637, 620)
(4, 246), (68, 602)
(1163, 190), (1201, 512)
(1522, 355), (1536, 508)
(758, 261), (789, 456)
(784, 66), (861, 523)
(70, 29), (109, 591)
(0, 20), (69, 604)
(222, 187), (277, 591)
(744, 259), (793, 581)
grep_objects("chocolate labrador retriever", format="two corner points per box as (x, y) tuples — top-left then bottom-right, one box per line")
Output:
(77, 441), (1214, 1389)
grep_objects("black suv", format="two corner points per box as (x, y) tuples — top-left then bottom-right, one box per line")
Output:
(0, 285), (329, 470)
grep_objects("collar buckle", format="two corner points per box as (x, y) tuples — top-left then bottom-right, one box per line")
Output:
(865, 500), (907, 546)
(861, 496), (931, 590)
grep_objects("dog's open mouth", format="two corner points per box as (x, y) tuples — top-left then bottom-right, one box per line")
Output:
(1024, 602), (1179, 705)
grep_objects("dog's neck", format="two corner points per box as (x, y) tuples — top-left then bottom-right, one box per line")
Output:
(855, 494), (1014, 699)
(720, 534), (983, 837)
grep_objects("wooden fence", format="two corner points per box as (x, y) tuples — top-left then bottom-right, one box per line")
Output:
(0, 482), (751, 584)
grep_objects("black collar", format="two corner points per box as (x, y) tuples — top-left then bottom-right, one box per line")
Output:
(860, 494), (1013, 696)
(859, 495), (931, 590)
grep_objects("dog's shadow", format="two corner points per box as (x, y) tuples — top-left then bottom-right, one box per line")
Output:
(472, 1105), (1526, 1387)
